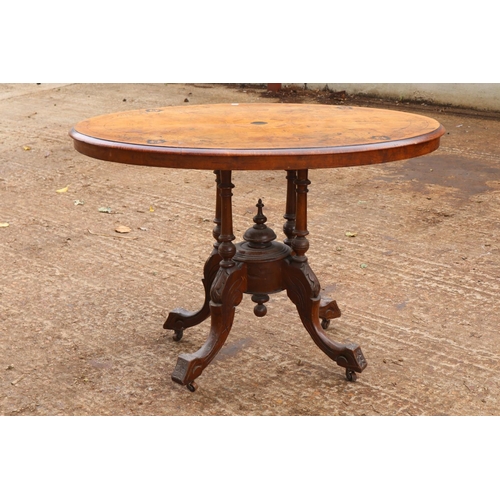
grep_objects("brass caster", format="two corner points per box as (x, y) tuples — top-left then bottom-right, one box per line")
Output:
(321, 318), (330, 330)
(173, 329), (183, 342)
(346, 368), (357, 382)
(187, 382), (198, 393)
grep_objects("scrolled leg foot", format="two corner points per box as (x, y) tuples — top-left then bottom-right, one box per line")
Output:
(171, 353), (203, 387)
(319, 297), (341, 330)
(336, 342), (368, 374)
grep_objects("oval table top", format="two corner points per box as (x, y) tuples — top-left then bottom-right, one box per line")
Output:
(69, 103), (445, 170)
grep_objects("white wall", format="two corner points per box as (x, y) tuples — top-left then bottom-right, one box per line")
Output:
(288, 83), (500, 113)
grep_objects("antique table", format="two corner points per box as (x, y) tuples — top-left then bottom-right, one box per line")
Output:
(70, 103), (445, 392)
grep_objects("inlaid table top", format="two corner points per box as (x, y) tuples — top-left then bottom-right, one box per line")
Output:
(69, 103), (445, 170)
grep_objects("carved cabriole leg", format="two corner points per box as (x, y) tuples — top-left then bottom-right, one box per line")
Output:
(164, 170), (223, 340)
(171, 170), (247, 390)
(284, 169), (367, 378)
(171, 268), (246, 390)
(284, 262), (367, 377)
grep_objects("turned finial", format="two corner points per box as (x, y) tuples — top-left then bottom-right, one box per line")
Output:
(253, 199), (266, 227)
(243, 199), (277, 249)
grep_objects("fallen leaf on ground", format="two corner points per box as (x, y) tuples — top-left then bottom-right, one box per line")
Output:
(115, 225), (131, 233)
(74, 200), (84, 205)
(360, 263), (368, 269)
(149, 206), (155, 212)
(0, 222), (9, 228)
(345, 231), (357, 237)
(23, 146), (31, 151)
(56, 185), (69, 193)
(98, 207), (112, 213)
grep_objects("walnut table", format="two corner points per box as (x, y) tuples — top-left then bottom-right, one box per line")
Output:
(70, 103), (445, 392)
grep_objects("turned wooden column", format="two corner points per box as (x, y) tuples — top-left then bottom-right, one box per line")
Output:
(212, 170), (222, 251)
(283, 170), (297, 246)
(218, 170), (236, 269)
(291, 169), (311, 264)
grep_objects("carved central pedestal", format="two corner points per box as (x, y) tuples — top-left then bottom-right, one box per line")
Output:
(234, 199), (290, 316)
(165, 169), (367, 392)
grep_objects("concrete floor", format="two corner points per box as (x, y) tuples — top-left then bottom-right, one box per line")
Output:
(1, 83), (499, 415)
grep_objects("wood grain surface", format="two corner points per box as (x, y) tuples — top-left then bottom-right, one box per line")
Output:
(70, 103), (445, 170)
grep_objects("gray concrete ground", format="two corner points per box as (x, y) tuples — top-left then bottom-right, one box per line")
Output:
(1, 83), (499, 415)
